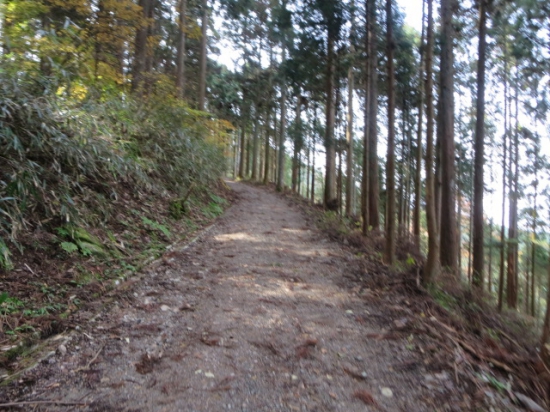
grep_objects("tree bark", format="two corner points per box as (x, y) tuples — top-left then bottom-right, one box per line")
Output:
(367, 0), (379, 230)
(263, 108), (272, 185)
(277, 47), (287, 192)
(311, 108), (317, 203)
(413, 1), (426, 245)
(541, 231), (550, 368)
(497, 53), (509, 312)
(361, 0), (371, 234)
(384, 0), (396, 264)
(346, 1), (356, 217)
(422, 0), (439, 284)
(531, 148), (538, 316)
(472, 0), (487, 288)
(324, 35), (337, 210)
(238, 125), (246, 178)
(438, 0), (458, 274)
(506, 78), (519, 309)
(487, 219), (493, 295)
(132, 0), (154, 93)
(338, 148), (343, 215)
(198, 0), (208, 110)
(251, 104), (260, 181)
(292, 96), (302, 192)
(306, 146), (311, 199)
(346, 61), (355, 217)
(175, 0), (187, 99)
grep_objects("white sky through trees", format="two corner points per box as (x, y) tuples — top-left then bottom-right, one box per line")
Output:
(216, 0), (424, 69)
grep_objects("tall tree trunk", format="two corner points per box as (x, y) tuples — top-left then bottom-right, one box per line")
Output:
(246, 133), (251, 177)
(497, 53), (509, 312)
(422, 0), (439, 284)
(467, 183), (474, 283)
(238, 125), (246, 178)
(338, 149), (343, 215)
(472, 0), (487, 288)
(144, 8), (157, 94)
(311, 141), (316, 203)
(251, 104), (260, 181)
(0, 3), (7, 56)
(544, 289), (550, 359)
(506, 77), (520, 309)
(198, 0), (208, 110)
(306, 146), (311, 199)
(311, 108), (317, 203)
(292, 97), (302, 192)
(438, 0), (458, 274)
(361, 0), (371, 235)
(488, 219), (493, 293)
(525, 255), (531, 314)
(367, 0), (379, 230)
(404, 109), (413, 236)
(457, 185), (463, 277)
(531, 244), (536, 316)
(531, 160), (538, 316)
(384, 0), (396, 265)
(541, 229), (550, 368)
(175, 0), (187, 99)
(263, 108), (272, 185)
(93, 0), (105, 81)
(346, 62), (355, 217)
(397, 109), (406, 238)
(398, 106), (412, 238)
(346, 1), (356, 217)
(324, 35), (337, 210)
(277, 46), (287, 192)
(132, 0), (153, 93)
(233, 131), (239, 178)
(435, 121), (442, 229)
(413, 0), (426, 246)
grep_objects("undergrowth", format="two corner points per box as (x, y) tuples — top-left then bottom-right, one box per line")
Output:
(0, 72), (228, 268)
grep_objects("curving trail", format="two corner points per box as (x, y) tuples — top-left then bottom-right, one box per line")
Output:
(2, 182), (438, 411)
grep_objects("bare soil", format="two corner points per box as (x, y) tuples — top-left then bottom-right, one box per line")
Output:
(0, 182), (492, 411)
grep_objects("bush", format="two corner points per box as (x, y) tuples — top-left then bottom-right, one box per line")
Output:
(0, 73), (228, 266)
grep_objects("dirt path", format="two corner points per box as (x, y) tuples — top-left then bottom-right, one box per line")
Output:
(1, 182), (441, 411)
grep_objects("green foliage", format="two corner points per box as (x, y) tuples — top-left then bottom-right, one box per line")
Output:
(60, 241), (79, 254)
(405, 254), (416, 267)
(0, 238), (13, 270)
(429, 285), (459, 312)
(0, 291), (8, 305)
(203, 202), (224, 219)
(56, 225), (107, 257)
(0, 72), (227, 261)
(141, 216), (171, 239)
(0, 293), (25, 315)
(169, 200), (186, 220)
(209, 193), (228, 207)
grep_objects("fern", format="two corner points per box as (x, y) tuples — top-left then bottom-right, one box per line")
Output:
(60, 241), (78, 254)
(141, 216), (171, 238)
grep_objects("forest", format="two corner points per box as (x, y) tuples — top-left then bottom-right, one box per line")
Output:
(1, 0), (550, 406)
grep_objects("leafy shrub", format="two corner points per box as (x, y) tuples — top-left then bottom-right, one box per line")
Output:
(0, 72), (229, 260)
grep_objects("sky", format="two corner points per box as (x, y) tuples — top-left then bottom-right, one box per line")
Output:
(399, 0), (423, 31)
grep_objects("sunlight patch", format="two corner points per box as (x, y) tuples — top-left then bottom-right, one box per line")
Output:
(214, 232), (257, 242)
